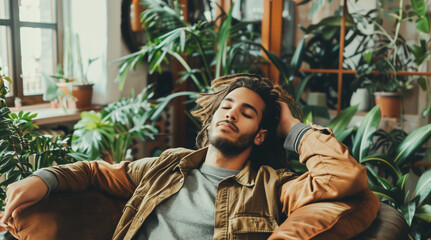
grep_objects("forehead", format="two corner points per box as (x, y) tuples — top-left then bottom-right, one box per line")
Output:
(223, 87), (266, 114)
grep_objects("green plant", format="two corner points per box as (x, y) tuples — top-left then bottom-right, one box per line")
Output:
(71, 85), (159, 163)
(354, 0), (430, 95)
(0, 69), (85, 207)
(289, 104), (431, 238)
(0, 67), (11, 109)
(349, 106), (431, 239)
(115, 0), (292, 116)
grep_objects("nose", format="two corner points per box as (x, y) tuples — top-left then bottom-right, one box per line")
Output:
(225, 108), (237, 121)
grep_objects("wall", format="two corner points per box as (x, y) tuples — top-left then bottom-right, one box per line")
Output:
(65, 0), (148, 105)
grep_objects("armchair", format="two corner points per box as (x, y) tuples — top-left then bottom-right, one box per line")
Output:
(1, 190), (408, 240)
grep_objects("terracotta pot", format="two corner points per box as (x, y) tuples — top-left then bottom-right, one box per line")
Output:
(373, 92), (402, 118)
(72, 84), (94, 109)
(56, 83), (93, 109)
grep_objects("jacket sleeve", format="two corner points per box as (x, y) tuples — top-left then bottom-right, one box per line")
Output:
(280, 123), (368, 216)
(45, 157), (158, 199)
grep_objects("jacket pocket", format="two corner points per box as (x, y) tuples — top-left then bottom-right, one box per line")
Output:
(230, 215), (278, 240)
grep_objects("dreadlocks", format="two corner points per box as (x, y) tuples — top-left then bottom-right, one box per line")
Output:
(192, 73), (302, 169)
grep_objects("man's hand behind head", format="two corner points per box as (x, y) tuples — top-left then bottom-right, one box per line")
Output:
(0, 176), (48, 227)
(277, 101), (301, 138)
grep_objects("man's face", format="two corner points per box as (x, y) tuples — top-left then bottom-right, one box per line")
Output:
(208, 87), (267, 156)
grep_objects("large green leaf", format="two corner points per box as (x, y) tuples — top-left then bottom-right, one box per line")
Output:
(415, 204), (431, 223)
(401, 200), (417, 227)
(337, 128), (354, 143)
(411, 0), (427, 16)
(360, 154), (401, 179)
(215, 4), (233, 78)
(289, 36), (308, 79)
(415, 168), (431, 205)
(327, 105), (358, 140)
(394, 123), (431, 166)
(293, 74), (314, 103)
(415, 15), (430, 33)
(369, 185), (398, 204)
(352, 105), (381, 161)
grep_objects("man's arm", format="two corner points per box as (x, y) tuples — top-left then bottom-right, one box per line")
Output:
(0, 176), (48, 226)
(1, 156), (158, 226)
(277, 102), (368, 216)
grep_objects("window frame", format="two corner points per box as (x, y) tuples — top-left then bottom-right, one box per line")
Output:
(0, 0), (63, 107)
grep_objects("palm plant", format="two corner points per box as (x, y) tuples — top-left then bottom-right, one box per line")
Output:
(71, 85), (159, 163)
(115, 0), (291, 119)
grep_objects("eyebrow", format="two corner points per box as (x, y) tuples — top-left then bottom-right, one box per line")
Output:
(223, 98), (259, 116)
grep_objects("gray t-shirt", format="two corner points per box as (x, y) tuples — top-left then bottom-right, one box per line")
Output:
(135, 163), (239, 240)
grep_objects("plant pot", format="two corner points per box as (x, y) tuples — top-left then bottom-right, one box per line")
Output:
(57, 83), (93, 109)
(373, 92), (402, 118)
(72, 84), (94, 109)
(350, 88), (371, 112)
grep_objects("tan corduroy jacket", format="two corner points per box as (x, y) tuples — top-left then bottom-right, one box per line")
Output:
(46, 126), (379, 240)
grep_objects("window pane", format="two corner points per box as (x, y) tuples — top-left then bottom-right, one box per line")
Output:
(19, 0), (56, 23)
(0, 0), (10, 19)
(0, 25), (12, 96)
(20, 27), (56, 95)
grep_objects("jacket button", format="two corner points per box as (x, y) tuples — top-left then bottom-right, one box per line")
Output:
(139, 217), (143, 222)
(179, 178), (184, 183)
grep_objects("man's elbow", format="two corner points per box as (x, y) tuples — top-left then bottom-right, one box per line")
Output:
(332, 164), (368, 198)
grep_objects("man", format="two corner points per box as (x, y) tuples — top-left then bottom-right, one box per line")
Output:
(1, 74), (379, 239)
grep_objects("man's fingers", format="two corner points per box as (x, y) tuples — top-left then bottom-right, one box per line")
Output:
(11, 201), (34, 219)
(0, 195), (18, 226)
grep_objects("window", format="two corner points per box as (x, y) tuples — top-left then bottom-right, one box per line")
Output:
(0, 0), (61, 106)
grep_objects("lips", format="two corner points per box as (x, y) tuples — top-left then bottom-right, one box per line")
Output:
(216, 120), (239, 133)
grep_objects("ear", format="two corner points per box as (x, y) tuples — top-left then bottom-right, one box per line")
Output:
(254, 129), (268, 146)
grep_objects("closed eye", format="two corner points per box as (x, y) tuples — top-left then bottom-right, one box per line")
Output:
(242, 113), (252, 118)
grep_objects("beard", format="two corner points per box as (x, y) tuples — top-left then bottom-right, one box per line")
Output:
(208, 127), (257, 156)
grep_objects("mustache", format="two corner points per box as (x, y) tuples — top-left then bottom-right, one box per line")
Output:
(216, 120), (239, 133)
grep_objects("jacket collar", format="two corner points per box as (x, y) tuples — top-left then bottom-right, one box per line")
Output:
(176, 147), (257, 187)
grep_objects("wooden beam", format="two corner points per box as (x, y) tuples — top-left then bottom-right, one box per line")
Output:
(261, 0), (272, 77)
(269, 0), (283, 84)
(336, 0), (347, 114)
(172, 0), (188, 147)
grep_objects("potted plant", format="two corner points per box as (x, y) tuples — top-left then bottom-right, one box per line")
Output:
(45, 33), (98, 110)
(354, 0), (431, 118)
